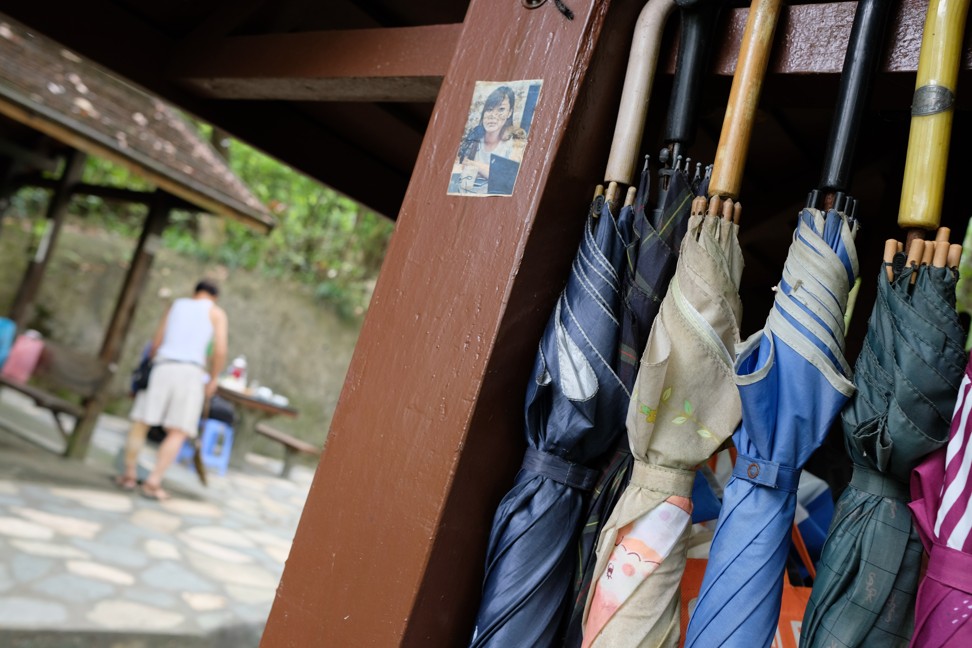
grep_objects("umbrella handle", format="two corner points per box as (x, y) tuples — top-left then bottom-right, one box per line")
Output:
(707, 0), (784, 200)
(663, 0), (723, 151)
(604, 0), (677, 186)
(897, 0), (971, 231)
(818, 0), (894, 195)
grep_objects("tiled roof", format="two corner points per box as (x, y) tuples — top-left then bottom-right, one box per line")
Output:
(0, 17), (275, 232)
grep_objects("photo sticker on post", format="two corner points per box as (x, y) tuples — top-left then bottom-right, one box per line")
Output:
(448, 79), (543, 197)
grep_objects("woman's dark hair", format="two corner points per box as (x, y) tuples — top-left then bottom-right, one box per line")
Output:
(458, 86), (516, 163)
(195, 280), (220, 297)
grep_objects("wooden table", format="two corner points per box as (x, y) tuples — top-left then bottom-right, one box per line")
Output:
(216, 385), (299, 469)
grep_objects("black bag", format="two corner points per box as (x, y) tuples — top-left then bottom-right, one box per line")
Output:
(131, 356), (153, 393)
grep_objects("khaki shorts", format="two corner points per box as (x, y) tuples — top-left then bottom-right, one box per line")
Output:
(130, 362), (206, 437)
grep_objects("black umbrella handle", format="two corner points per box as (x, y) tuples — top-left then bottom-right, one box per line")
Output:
(663, 0), (723, 152)
(818, 0), (894, 194)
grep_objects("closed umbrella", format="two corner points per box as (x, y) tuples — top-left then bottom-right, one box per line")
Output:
(684, 205), (859, 648)
(910, 340), (972, 647)
(566, 4), (722, 641)
(907, 0), (972, 645)
(801, 0), (971, 645)
(581, 196), (743, 648)
(680, 0), (865, 643)
(468, 2), (675, 645)
(802, 237), (965, 648)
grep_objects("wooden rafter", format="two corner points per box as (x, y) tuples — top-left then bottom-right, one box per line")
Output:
(170, 24), (461, 102)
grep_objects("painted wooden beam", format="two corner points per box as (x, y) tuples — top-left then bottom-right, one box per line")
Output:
(171, 24), (461, 102)
(260, 0), (645, 644)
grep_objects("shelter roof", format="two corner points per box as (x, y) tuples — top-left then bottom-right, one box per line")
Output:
(0, 18), (275, 232)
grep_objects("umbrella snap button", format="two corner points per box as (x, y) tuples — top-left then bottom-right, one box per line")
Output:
(747, 463), (760, 479)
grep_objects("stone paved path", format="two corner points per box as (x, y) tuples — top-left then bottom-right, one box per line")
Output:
(0, 390), (313, 647)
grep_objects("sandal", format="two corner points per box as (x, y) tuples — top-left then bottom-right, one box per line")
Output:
(113, 475), (138, 491)
(140, 483), (171, 501)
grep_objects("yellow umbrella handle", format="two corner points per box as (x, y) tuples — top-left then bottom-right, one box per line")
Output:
(898, 0), (971, 230)
(708, 0), (784, 200)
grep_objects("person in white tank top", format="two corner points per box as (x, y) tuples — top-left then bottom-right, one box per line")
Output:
(117, 280), (229, 500)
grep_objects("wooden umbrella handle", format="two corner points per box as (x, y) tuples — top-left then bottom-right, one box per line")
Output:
(897, 0), (972, 230)
(604, 0), (678, 186)
(708, 0), (784, 200)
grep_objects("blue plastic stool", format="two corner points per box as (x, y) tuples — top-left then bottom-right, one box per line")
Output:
(178, 419), (234, 476)
(0, 317), (16, 369)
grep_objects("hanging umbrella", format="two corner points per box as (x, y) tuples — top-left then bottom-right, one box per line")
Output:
(801, 1), (971, 645)
(681, 0), (866, 644)
(802, 238), (965, 648)
(581, 195), (743, 648)
(565, 4), (722, 641)
(684, 206), (860, 648)
(468, 2), (676, 646)
(910, 325), (972, 647)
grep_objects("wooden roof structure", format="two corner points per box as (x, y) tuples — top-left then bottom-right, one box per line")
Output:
(5, 1), (972, 646)
(0, 17), (274, 231)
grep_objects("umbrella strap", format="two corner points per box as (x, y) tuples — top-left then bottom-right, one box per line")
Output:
(732, 454), (800, 492)
(927, 542), (972, 594)
(629, 462), (695, 497)
(849, 466), (910, 501)
(522, 447), (598, 491)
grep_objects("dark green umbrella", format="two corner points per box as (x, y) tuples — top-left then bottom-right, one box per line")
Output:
(801, 0), (969, 642)
(800, 244), (965, 647)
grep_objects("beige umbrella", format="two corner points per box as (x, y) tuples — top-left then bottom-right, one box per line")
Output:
(581, 197), (744, 648)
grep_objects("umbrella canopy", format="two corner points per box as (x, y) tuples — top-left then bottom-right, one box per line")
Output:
(911, 346), (972, 646)
(580, 201), (743, 648)
(469, 197), (632, 648)
(684, 206), (860, 648)
(801, 251), (965, 647)
(567, 2), (722, 639)
(567, 161), (704, 638)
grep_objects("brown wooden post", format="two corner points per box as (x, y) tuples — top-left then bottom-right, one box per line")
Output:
(63, 191), (169, 460)
(8, 148), (86, 329)
(261, 0), (645, 645)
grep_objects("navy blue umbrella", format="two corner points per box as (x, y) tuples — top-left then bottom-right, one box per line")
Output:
(469, 197), (632, 648)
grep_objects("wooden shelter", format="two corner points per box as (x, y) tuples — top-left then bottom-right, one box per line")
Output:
(0, 17), (274, 459)
(2, 0), (972, 644)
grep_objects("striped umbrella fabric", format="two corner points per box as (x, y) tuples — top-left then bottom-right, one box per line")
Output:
(801, 261), (965, 647)
(910, 352), (972, 646)
(684, 207), (859, 648)
(580, 208), (743, 648)
(469, 198), (632, 648)
(565, 167), (698, 647)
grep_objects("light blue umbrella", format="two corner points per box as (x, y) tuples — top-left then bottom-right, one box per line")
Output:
(684, 207), (859, 648)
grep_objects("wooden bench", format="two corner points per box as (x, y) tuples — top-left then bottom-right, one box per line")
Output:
(0, 341), (114, 441)
(254, 421), (321, 478)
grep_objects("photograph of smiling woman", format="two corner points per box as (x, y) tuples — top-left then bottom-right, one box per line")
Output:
(450, 80), (541, 197)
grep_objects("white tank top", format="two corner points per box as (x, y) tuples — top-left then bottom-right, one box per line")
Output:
(156, 298), (214, 367)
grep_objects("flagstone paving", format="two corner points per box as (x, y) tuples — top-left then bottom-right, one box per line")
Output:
(0, 390), (314, 647)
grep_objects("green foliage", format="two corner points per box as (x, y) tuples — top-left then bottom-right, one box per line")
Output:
(13, 127), (394, 320)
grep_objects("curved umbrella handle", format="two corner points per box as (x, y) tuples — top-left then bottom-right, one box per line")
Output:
(897, 0), (971, 231)
(664, 0), (723, 150)
(708, 0), (784, 200)
(604, 0), (677, 187)
(818, 0), (894, 195)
